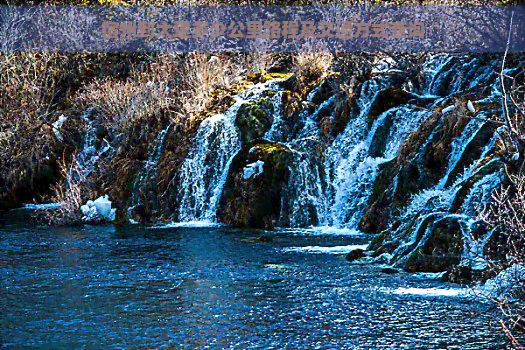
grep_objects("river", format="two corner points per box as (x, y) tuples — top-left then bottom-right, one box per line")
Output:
(0, 209), (508, 349)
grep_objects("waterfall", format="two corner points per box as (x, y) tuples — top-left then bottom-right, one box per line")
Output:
(177, 81), (282, 224)
(74, 109), (111, 180)
(177, 108), (241, 223)
(272, 89), (335, 227)
(127, 123), (172, 223)
(167, 53), (508, 251)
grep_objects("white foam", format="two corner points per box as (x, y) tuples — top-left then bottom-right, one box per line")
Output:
(390, 287), (467, 297)
(150, 221), (223, 229)
(21, 203), (61, 210)
(413, 272), (447, 280)
(278, 226), (367, 236)
(475, 263), (525, 299)
(283, 244), (369, 254)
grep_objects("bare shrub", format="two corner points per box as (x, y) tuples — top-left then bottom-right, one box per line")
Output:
(0, 53), (66, 204)
(47, 155), (88, 225)
(478, 173), (525, 348)
(293, 51), (334, 81)
(74, 53), (245, 132)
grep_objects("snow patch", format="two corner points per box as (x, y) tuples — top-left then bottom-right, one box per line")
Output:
(52, 114), (67, 141)
(243, 160), (264, 180)
(467, 100), (476, 113)
(80, 195), (116, 222)
(441, 105), (455, 115)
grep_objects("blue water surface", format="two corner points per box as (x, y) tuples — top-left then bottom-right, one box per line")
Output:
(0, 211), (508, 349)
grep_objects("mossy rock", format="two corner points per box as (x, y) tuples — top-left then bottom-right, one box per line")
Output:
(247, 71), (293, 85)
(400, 215), (464, 273)
(320, 91), (358, 138)
(235, 97), (274, 144)
(262, 72), (294, 83)
(359, 158), (397, 234)
(217, 141), (292, 229)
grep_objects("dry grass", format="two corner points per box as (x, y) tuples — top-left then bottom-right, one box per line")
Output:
(74, 53), (248, 132)
(0, 53), (64, 205)
(46, 155), (87, 224)
(294, 52), (333, 80)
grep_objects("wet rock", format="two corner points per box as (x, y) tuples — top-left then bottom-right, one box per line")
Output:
(235, 96), (274, 144)
(400, 215), (464, 273)
(319, 91), (359, 139)
(311, 77), (338, 106)
(345, 248), (364, 262)
(442, 265), (473, 284)
(359, 160), (397, 234)
(217, 141), (292, 229)
(442, 265), (497, 284)
(278, 75), (299, 92)
(450, 159), (502, 212)
(380, 267), (399, 274)
(367, 87), (413, 127)
(444, 122), (497, 188)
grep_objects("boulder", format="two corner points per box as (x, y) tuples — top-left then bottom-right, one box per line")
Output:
(399, 215), (464, 273)
(346, 248), (364, 262)
(235, 96), (275, 144)
(217, 141), (292, 229)
(267, 55), (293, 74)
(380, 267), (399, 274)
(367, 87), (414, 127)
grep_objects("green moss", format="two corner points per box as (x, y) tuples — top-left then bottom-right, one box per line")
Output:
(235, 97), (275, 144)
(261, 72), (294, 82)
(247, 71), (294, 84)
(258, 143), (287, 154)
(249, 142), (290, 162)
(231, 80), (254, 94)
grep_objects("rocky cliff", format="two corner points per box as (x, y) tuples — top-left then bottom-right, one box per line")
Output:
(5, 53), (524, 280)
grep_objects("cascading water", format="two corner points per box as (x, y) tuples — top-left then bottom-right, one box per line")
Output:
(73, 109), (111, 181)
(171, 52), (507, 265)
(127, 123), (172, 223)
(320, 103), (432, 229)
(177, 108), (241, 223)
(177, 81), (283, 224)
(370, 58), (505, 269)
(270, 88), (333, 227)
(275, 54), (503, 235)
